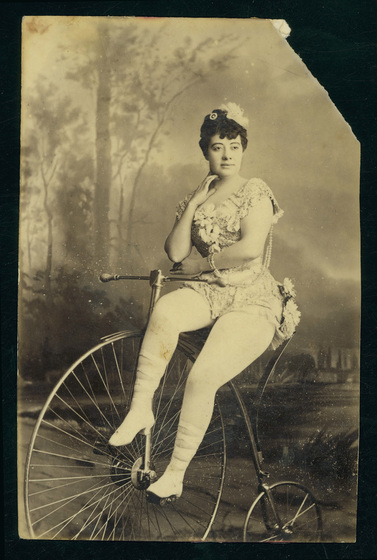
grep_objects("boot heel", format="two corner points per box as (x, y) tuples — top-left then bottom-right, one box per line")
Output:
(109, 411), (155, 447)
(141, 426), (152, 436)
(141, 417), (154, 436)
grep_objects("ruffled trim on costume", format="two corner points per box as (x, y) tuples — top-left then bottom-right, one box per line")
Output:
(175, 180), (298, 350)
(231, 178), (284, 224)
(175, 178), (284, 224)
(182, 274), (301, 350)
(175, 178), (284, 259)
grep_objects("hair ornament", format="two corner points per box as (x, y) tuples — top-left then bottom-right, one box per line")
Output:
(209, 112), (218, 120)
(219, 102), (249, 129)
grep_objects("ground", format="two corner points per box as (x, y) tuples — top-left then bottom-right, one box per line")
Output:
(18, 377), (358, 542)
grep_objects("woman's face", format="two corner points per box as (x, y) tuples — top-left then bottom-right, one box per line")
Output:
(206, 134), (244, 178)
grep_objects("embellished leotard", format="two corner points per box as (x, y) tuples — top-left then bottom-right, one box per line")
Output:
(176, 178), (300, 349)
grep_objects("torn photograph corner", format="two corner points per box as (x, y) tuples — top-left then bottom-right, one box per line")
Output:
(18, 16), (360, 543)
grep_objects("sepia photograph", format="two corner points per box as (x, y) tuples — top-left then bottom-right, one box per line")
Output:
(18, 16), (360, 542)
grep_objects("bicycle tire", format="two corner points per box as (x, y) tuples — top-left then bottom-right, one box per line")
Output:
(243, 481), (322, 542)
(24, 330), (226, 541)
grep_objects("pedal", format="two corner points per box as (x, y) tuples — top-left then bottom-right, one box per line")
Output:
(160, 496), (178, 506)
(146, 492), (178, 506)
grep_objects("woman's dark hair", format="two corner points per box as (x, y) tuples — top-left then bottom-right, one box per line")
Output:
(199, 109), (248, 157)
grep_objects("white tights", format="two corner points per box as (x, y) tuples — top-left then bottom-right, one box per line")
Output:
(113, 288), (275, 494)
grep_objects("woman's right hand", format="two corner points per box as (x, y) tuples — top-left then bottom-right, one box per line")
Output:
(190, 174), (219, 208)
(165, 175), (218, 262)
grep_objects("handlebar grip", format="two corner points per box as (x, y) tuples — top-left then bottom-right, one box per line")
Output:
(100, 273), (119, 283)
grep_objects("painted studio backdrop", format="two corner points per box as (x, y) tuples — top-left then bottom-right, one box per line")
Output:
(19, 17), (360, 542)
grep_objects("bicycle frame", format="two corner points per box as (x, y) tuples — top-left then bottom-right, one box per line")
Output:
(100, 270), (210, 483)
(100, 269), (292, 495)
(24, 268), (320, 542)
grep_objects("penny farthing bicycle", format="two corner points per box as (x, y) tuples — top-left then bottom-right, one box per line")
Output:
(24, 269), (322, 541)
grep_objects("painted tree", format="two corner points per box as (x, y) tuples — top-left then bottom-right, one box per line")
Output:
(54, 151), (94, 271)
(19, 144), (42, 275)
(109, 24), (245, 269)
(63, 20), (140, 269)
(20, 78), (90, 295)
(62, 19), (245, 270)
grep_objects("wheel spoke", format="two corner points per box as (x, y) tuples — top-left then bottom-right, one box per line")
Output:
(153, 352), (190, 434)
(110, 342), (127, 405)
(89, 352), (121, 420)
(284, 502), (317, 527)
(32, 475), (112, 536)
(71, 368), (117, 431)
(151, 411), (181, 457)
(91, 483), (135, 540)
(244, 483), (321, 542)
(25, 336), (226, 541)
(37, 419), (128, 468)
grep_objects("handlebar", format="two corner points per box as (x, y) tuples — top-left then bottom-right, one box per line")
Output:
(100, 273), (151, 283)
(99, 270), (208, 285)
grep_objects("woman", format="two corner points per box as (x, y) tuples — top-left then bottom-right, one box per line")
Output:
(109, 103), (300, 501)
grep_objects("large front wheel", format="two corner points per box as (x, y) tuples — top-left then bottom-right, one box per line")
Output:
(24, 331), (226, 541)
(243, 481), (322, 542)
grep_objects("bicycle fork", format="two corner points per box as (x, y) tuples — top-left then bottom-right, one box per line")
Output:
(136, 270), (164, 489)
(105, 271), (168, 494)
(127, 428), (157, 491)
(229, 381), (289, 536)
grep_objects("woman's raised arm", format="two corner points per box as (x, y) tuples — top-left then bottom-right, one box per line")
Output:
(164, 204), (196, 263)
(169, 195), (274, 277)
(164, 175), (218, 263)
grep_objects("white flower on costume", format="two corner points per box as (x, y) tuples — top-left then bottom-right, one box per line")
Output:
(280, 298), (301, 339)
(282, 277), (296, 298)
(194, 205), (221, 252)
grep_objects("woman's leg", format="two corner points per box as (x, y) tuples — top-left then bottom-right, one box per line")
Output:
(148, 310), (275, 497)
(109, 289), (214, 445)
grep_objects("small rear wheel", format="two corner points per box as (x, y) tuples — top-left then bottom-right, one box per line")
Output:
(243, 481), (322, 542)
(25, 331), (226, 541)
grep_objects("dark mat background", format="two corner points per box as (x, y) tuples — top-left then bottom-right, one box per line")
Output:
(1, 2), (376, 559)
